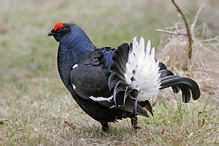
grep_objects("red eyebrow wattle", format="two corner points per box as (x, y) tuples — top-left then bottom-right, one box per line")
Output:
(53, 21), (64, 31)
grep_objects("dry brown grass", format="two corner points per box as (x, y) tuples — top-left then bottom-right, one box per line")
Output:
(157, 6), (219, 98)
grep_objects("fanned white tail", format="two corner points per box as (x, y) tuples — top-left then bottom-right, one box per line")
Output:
(108, 37), (200, 116)
(124, 37), (161, 101)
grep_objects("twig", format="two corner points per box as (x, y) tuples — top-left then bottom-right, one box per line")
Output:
(202, 36), (218, 42)
(156, 29), (187, 36)
(172, 0), (193, 60)
(190, 4), (205, 33)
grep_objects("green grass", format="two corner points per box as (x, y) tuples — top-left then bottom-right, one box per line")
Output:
(0, 0), (218, 145)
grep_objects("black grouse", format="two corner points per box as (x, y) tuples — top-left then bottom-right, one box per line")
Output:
(48, 22), (200, 132)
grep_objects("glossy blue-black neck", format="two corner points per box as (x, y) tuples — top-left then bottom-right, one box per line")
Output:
(57, 24), (96, 87)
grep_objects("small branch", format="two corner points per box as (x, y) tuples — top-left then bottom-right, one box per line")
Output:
(172, 0), (193, 60)
(156, 29), (187, 36)
(190, 4), (205, 33)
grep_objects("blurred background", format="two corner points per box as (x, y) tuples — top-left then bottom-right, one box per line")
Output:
(0, 0), (218, 83)
(0, 0), (218, 145)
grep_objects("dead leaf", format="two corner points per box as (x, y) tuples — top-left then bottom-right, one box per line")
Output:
(63, 121), (76, 130)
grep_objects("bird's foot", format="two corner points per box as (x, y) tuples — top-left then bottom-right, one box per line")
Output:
(100, 122), (109, 132)
(131, 116), (141, 132)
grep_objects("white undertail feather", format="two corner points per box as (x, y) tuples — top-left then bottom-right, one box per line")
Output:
(89, 96), (113, 102)
(125, 37), (161, 101)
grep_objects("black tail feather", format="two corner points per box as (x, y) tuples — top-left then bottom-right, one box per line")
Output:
(180, 85), (191, 103)
(159, 69), (174, 78)
(158, 62), (167, 70)
(158, 63), (180, 94)
(108, 72), (125, 91)
(160, 75), (200, 102)
(115, 91), (149, 117)
(113, 81), (122, 107)
(123, 86), (130, 117)
(139, 100), (153, 116)
(131, 89), (139, 117)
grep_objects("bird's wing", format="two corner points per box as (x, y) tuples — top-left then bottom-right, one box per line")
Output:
(70, 48), (148, 117)
(70, 49), (114, 107)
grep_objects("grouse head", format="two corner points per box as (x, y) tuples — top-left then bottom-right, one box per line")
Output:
(48, 22), (95, 49)
(48, 22), (71, 42)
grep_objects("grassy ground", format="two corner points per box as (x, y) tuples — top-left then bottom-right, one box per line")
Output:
(0, 0), (218, 145)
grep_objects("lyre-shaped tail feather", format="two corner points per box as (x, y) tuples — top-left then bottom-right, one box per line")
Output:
(160, 75), (200, 103)
(158, 62), (180, 94)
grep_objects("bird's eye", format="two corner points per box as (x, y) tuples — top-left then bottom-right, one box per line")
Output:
(57, 28), (62, 32)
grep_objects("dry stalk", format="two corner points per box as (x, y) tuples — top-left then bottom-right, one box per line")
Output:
(156, 29), (187, 36)
(171, 0), (193, 62)
(190, 4), (205, 33)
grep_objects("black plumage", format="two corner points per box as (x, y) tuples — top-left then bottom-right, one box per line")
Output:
(48, 22), (200, 131)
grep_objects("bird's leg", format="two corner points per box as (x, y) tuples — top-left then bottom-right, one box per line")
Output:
(131, 116), (141, 131)
(100, 122), (109, 132)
